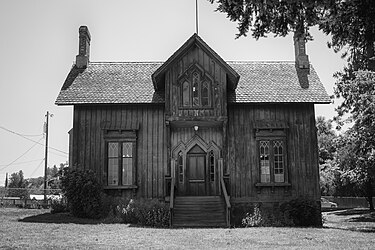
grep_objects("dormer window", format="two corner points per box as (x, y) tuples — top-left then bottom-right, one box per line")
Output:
(180, 67), (212, 108)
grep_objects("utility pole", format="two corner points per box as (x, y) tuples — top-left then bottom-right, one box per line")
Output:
(44, 111), (52, 203)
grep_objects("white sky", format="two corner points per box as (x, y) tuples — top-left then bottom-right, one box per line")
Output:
(0, 0), (346, 180)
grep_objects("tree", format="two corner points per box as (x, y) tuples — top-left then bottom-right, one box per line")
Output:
(209, 0), (325, 39)
(8, 170), (29, 199)
(336, 71), (375, 210)
(316, 116), (338, 196)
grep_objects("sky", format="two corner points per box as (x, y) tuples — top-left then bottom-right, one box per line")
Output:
(0, 0), (346, 181)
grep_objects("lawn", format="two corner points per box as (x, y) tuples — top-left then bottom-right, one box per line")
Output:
(0, 208), (374, 249)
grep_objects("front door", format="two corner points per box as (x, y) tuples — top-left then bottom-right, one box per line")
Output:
(187, 153), (206, 195)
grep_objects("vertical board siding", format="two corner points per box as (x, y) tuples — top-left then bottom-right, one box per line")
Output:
(72, 105), (167, 199)
(227, 104), (320, 202)
(166, 45), (227, 119)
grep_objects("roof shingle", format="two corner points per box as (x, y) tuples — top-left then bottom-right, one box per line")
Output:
(55, 61), (330, 105)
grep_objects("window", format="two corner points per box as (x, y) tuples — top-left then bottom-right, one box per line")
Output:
(107, 141), (136, 186)
(178, 151), (184, 183)
(209, 150), (215, 182)
(180, 69), (212, 108)
(258, 139), (286, 183)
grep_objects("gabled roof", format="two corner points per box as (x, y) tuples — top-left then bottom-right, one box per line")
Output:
(55, 61), (331, 105)
(151, 33), (240, 91)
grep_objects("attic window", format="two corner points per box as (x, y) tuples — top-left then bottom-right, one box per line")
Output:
(180, 68), (212, 108)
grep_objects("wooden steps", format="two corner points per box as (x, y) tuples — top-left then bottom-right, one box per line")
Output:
(172, 196), (227, 228)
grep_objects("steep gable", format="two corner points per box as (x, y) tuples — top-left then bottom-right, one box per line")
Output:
(152, 33), (240, 91)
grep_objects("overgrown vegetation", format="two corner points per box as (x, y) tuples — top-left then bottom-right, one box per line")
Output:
(61, 169), (109, 219)
(237, 198), (322, 227)
(61, 169), (169, 227)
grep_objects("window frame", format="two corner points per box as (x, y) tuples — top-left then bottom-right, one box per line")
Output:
(179, 68), (213, 109)
(254, 129), (290, 187)
(103, 130), (137, 189)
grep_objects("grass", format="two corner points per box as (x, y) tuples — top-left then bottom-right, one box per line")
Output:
(1, 207), (374, 249)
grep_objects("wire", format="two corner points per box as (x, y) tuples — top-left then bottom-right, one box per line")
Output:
(0, 137), (44, 172)
(29, 158), (45, 177)
(0, 159), (45, 167)
(0, 125), (68, 155)
(0, 125), (43, 137)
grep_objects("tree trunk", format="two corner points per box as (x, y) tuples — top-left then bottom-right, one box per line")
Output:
(365, 179), (374, 211)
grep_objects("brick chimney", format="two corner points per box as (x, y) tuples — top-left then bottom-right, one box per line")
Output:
(76, 26), (91, 69)
(294, 32), (309, 69)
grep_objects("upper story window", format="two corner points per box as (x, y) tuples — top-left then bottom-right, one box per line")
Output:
(180, 68), (212, 108)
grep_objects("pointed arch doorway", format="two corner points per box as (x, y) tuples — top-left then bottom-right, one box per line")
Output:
(173, 135), (221, 196)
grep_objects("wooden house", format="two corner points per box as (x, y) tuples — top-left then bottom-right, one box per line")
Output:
(56, 26), (330, 227)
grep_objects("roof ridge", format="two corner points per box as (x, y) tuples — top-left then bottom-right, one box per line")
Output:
(227, 61), (295, 64)
(89, 61), (164, 64)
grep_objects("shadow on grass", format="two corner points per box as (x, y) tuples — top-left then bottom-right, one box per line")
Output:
(19, 212), (103, 224)
(332, 208), (372, 216)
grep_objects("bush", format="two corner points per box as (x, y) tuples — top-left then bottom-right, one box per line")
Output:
(280, 197), (322, 227)
(51, 198), (68, 214)
(121, 198), (170, 227)
(61, 169), (109, 219)
(241, 203), (294, 227)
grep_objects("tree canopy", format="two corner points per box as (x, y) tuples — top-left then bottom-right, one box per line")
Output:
(209, 0), (324, 39)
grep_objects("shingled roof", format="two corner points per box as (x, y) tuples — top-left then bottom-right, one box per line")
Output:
(55, 61), (330, 105)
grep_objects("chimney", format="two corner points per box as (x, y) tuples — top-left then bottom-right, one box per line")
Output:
(294, 32), (309, 69)
(76, 26), (91, 69)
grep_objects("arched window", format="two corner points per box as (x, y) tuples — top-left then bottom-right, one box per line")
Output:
(202, 81), (210, 107)
(180, 68), (212, 108)
(209, 150), (215, 182)
(182, 81), (190, 107)
(192, 72), (200, 107)
(178, 151), (184, 183)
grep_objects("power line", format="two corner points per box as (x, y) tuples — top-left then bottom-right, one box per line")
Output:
(30, 158), (45, 177)
(0, 125), (68, 155)
(0, 159), (45, 167)
(0, 125), (43, 138)
(0, 137), (44, 172)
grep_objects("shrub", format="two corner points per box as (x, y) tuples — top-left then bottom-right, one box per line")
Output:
(51, 198), (67, 214)
(241, 203), (294, 227)
(242, 204), (263, 227)
(121, 198), (170, 227)
(61, 169), (109, 219)
(280, 197), (322, 227)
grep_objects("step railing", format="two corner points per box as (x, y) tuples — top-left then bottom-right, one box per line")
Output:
(220, 177), (231, 227)
(169, 160), (176, 227)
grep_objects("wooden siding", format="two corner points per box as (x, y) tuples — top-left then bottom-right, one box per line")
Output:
(71, 104), (167, 198)
(166, 45), (227, 119)
(227, 103), (320, 203)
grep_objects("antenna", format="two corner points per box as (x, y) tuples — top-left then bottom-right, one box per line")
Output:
(195, 0), (199, 35)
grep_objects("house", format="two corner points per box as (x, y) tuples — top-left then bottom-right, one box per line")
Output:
(56, 26), (330, 227)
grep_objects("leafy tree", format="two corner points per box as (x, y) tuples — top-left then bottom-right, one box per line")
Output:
(7, 170), (29, 198)
(209, 0), (325, 39)
(316, 116), (337, 164)
(336, 72), (375, 210)
(316, 116), (338, 196)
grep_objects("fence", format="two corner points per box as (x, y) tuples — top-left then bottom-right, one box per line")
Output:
(0, 188), (63, 208)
